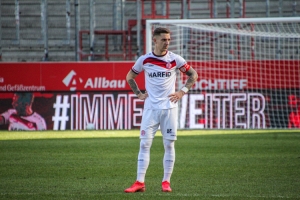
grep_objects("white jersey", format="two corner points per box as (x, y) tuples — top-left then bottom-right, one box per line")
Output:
(132, 51), (190, 109)
(1, 109), (47, 131)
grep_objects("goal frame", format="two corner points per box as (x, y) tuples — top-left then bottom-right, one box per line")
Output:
(146, 17), (300, 53)
(145, 17), (300, 129)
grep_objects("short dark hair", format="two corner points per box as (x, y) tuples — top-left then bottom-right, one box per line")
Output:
(153, 27), (170, 37)
(15, 93), (34, 104)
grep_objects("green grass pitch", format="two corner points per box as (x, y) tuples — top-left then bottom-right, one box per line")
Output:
(0, 130), (299, 200)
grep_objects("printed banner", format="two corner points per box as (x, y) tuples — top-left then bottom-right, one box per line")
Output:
(0, 91), (297, 130)
(0, 61), (299, 130)
(0, 92), (144, 131)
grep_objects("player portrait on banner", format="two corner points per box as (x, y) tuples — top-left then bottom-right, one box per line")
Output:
(0, 93), (47, 131)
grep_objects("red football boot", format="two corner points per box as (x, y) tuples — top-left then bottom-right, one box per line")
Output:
(124, 181), (145, 193)
(162, 181), (172, 192)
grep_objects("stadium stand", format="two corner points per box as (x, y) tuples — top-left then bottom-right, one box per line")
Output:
(0, 0), (298, 61)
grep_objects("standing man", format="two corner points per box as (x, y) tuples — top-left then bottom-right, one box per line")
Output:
(124, 27), (198, 193)
(0, 93), (47, 131)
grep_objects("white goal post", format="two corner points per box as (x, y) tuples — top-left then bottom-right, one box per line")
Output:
(146, 17), (300, 129)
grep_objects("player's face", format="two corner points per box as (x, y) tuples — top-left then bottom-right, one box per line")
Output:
(154, 33), (170, 55)
(12, 94), (27, 115)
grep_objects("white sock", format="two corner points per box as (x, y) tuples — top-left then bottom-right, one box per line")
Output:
(162, 139), (175, 182)
(136, 138), (153, 183)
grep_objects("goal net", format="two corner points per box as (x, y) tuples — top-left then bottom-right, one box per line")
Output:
(146, 17), (300, 129)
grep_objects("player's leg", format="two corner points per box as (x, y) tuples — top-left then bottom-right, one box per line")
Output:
(124, 109), (159, 193)
(136, 138), (153, 183)
(124, 138), (153, 193)
(160, 107), (177, 192)
(162, 138), (175, 192)
(137, 108), (160, 181)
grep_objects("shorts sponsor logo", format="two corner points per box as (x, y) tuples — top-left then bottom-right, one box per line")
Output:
(141, 130), (145, 136)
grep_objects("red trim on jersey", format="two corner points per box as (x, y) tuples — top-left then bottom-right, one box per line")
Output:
(179, 63), (190, 73)
(10, 114), (38, 130)
(131, 68), (139, 74)
(143, 57), (177, 69)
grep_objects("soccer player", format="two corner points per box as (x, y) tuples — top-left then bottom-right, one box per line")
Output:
(0, 93), (47, 131)
(124, 27), (198, 193)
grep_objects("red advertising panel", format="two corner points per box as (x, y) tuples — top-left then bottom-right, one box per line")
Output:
(188, 60), (300, 90)
(0, 61), (145, 92)
(0, 62), (43, 91)
(1, 60), (299, 92)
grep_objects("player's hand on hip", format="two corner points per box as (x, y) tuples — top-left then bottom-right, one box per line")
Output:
(168, 91), (185, 103)
(137, 91), (148, 100)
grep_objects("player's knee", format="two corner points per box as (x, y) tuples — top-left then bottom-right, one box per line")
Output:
(140, 138), (153, 150)
(163, 139), (175, 151)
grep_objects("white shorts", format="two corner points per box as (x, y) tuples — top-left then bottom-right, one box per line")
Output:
(139, 107), (178, 140)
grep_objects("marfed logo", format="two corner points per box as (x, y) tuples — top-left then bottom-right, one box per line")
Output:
(63, 70), (83, 91)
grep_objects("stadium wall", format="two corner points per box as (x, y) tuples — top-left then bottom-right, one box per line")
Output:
(0, 61), (299, 130)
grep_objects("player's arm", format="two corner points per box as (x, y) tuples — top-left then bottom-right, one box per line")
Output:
(126, 70), (148, 100)
(181, 66), (198, 94)
(168, 67), (198, 103)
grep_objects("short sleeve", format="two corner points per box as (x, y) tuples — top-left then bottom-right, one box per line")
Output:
(175, 54), (190, 73)
(131, 56), (145, 74)
(1, 109), (15, 124)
